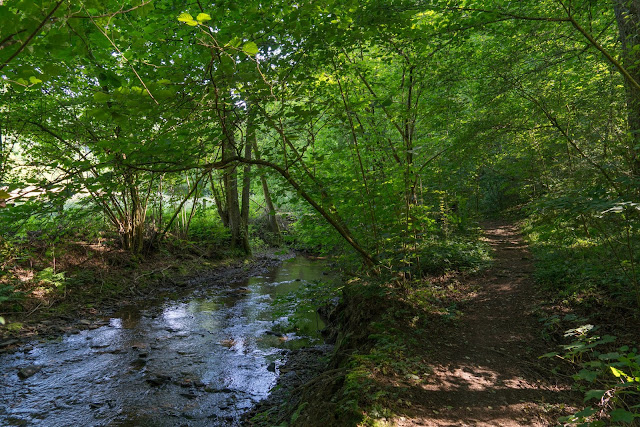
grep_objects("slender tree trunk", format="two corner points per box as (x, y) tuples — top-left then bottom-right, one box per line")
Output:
(239, 112), (253, 255)
(252, 136), (281, 240)
(614, 0), (640, 176)
(221, 107), (245, 252)
(210, 173), (229, 227)
(184, 175), (200, 237)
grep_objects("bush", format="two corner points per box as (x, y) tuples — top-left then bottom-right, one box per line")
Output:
(543, 325), (640, 426)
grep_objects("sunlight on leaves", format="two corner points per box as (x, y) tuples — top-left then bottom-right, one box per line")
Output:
(242, 42), (259, 56)
(177, 12), (198, 26)
(196, 13), (211, 22)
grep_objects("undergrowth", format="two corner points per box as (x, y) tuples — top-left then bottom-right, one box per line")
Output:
(541, 321), (640, 425)
(523, 200), (640, 308)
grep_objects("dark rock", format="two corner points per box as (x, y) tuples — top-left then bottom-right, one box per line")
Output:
(146, 374), (171, 386)
(18, 365), (41, 379)
(264, 330), (284, 337)
(130, 359), (146, 369)
(205, 387), (233, 393)
(267, 362), (276, 372)
(90, 344), (109, 349)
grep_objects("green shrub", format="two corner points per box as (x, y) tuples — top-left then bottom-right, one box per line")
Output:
(543, 325), (640, 426)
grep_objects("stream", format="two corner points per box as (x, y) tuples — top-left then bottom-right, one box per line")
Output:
(0, 257), (331, 426)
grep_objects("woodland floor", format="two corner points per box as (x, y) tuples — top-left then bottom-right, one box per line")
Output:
(391, 222), (580, 426)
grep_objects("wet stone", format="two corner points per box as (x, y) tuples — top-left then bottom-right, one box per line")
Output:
(90, 344), (109, 349)
(130, 359), (146, 369)
(17, 365), (41, 379)
(180, 391), (198, 399)
(205, 387), (233, 393)
(146, 374), (171, 386)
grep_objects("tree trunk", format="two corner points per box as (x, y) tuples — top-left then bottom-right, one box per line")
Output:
(252, 135), (281, 240)
(209, 173), (229, 227)
(240, 112), (253, 255)
(120, 175), (146, 254)
(221, 108), (247, 252)
(614, 0), (640, 176)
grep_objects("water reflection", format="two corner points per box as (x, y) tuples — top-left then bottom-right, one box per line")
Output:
(0, 256), (333, 426)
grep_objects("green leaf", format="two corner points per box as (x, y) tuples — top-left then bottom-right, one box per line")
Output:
(0, 316), (4, 325)
(584, 389), (606, 402)
(196, 13), (211, 23)
(610, 408), (636, 423)
(598, 352), (621, 360)
(177, 12), (193, 22)
(177, 12), (198, 26)
(93, 92), (110, 103)
(228, 36), (242, 48)
(29, 76), (42, 84)
(242, 42), (259, 55)
(0, 190), (9, 200)
(574, 407), (598, 418)
(575, 369), (599, 382)
(611, 366), (628, 378)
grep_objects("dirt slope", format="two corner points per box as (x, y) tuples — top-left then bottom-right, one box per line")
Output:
(394, 222), (578, 426)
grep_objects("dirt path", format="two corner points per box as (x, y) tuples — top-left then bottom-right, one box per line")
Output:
(396, 222), (577, 426)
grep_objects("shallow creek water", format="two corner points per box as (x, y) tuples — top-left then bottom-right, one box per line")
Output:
(0, 257), (330, 426)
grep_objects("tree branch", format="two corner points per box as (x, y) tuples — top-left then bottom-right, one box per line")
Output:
(0, 1), (64, 72)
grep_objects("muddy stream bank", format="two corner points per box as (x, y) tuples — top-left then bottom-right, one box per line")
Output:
(0, 256), (334, 426)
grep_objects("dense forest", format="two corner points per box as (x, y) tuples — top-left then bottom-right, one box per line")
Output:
(1, 0), (640, 425)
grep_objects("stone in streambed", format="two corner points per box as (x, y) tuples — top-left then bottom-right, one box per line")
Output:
(17, 365), (41, 379)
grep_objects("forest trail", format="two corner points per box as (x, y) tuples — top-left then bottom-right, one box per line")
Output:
(396, 222), (577, 426)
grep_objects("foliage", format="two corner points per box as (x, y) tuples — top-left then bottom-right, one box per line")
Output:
(524, 200), (640, 307)
(185, 207), (230, 245)
(0, 283), (22, 306)
(36, 267), (66, 290)
(543, 325), (640, 425)
(412, 236), (492, 277)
